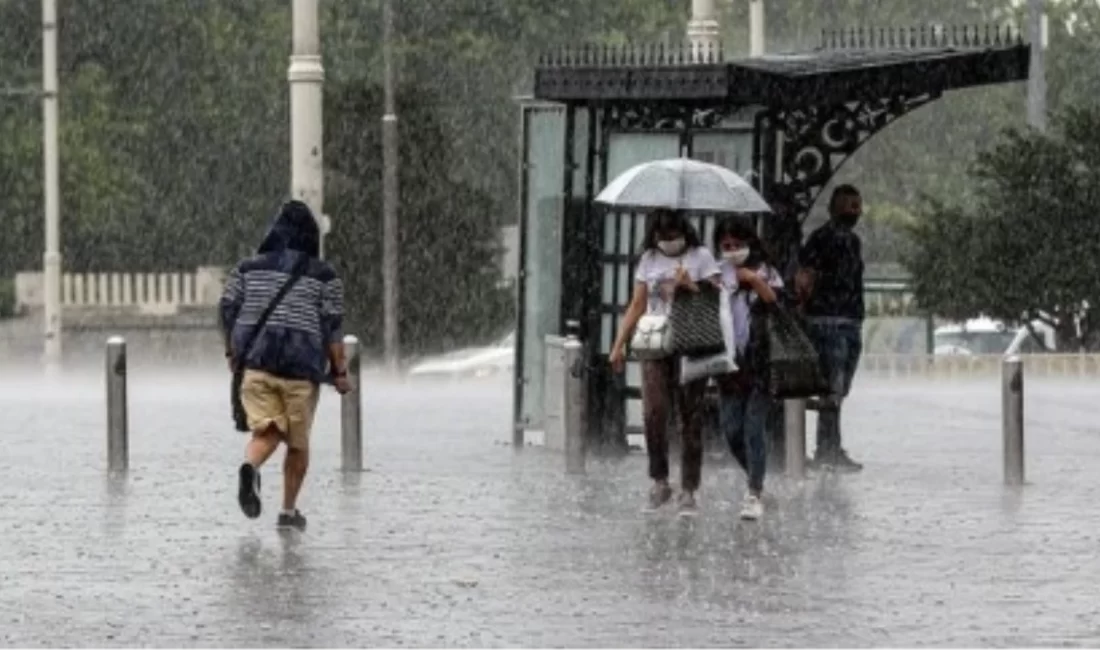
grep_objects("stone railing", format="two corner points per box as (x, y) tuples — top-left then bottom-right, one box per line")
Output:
(14, 267), (227, 316)
(859, 354), (1100, 379)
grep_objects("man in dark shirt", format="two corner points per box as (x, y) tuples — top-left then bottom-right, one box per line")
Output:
(796, 185), (865, 472)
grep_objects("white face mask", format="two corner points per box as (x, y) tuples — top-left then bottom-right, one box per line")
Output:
(723, 248), (750, 266)
(657, 238), (686, 257)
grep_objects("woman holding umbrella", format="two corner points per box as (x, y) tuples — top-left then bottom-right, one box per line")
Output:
(599, 157), (772, 515)
(608, 209), (721, 515)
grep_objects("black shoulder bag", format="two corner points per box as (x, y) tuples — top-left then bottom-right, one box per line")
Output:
(759, 301), (830, 399)
(229, 255), (309, 432)
(668, 281), (726, 358)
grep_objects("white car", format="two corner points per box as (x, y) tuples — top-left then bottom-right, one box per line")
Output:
(933, 317), (1055, 356)
(406, 332), (515, 378)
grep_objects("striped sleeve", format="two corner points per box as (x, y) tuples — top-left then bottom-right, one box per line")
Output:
(320, 276), (344, 344)
(218, 266), (244, 339)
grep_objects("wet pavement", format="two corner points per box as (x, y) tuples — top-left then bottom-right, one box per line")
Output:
(4, 366), (1100, 647)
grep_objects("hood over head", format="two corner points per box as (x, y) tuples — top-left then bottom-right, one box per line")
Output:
(257, 200), (320, 258)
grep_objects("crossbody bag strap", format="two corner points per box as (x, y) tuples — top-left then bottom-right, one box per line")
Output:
(233, 254), (310, 371)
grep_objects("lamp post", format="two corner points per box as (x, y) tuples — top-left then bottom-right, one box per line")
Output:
(687, 0), (720, 61)
(749, 0), (765, 57)
(1027, 0), (1047, 131)
(381, 0), (400, 371)
(288, 0), (328, 255)
(42, 0), (61, 370)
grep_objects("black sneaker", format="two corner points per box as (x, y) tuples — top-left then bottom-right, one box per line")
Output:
(815, 449), (863, 473)
(237, 463), (262, 519)
(277, 510), (307, 532)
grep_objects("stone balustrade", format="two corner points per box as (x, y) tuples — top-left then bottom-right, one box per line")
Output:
(14, 266), (227, 316)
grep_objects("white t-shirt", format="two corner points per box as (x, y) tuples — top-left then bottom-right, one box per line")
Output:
(634, 246), (721, 315)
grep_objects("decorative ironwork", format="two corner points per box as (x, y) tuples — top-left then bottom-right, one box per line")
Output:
(535, 24), (1023, 71)
(537, 41), (724, 68)
(767, 93), (937, 221)
(603, 102), (735, 131)
(819, 24), (1024, 50)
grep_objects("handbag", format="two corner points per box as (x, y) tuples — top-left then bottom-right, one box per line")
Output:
(669, 282), (725, 358)
(229, 255), (310, 432)
(760, 303), (830, 399)
(680, 288), (738, 384)
(630, 313), (673, 360)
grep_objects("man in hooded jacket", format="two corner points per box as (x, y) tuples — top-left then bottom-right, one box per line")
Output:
(219, 200), (350, 531)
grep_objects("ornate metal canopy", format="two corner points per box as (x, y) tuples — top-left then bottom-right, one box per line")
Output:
(534, 25), (1031, 225)
(535, 26), (1030, 108)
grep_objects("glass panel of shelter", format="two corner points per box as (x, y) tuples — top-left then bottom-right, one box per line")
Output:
(519, 104), (565, 432)
(692, 131), (754, 180)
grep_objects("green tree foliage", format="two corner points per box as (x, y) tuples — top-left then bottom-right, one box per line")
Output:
(0, 0), (290, 273)
(904, 106), (1100, 349)
(324, 82), (513, 353)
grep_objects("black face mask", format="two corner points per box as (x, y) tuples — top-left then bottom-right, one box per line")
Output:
(835, 212), (860, 229)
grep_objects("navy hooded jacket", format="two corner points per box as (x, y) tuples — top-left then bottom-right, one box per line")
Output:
(219, 201), (344, 384)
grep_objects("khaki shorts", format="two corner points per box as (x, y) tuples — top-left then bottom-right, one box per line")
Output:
(240, 369), (319, 450)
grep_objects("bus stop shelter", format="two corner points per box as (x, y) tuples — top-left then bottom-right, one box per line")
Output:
(513, 26), (1030, 454)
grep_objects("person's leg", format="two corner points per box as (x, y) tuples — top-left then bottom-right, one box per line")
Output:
(830, 323), (864, 470)
(678, 376), (707, 502)
(743, 384), (771, 497)
(278, 379), (320, 530)
(245, 425), (281, 468)
(237, 371), (288, 519)
(282, 447), (309, 510)
(737, 382), (771, 520)
(715, 374), (749, 473)
(641, 360), (673, 508)
(811, 323), (848, 462)
(241, 370), (287, 465)
(839, 322), (863, 400)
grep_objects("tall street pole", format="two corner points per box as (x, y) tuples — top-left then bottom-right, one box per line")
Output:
(749, 0), (765, 57)
(382, 0), (400, 370)
(288, 0), (327, 255)
(42, 0), (61, 370)
(1027, 0), (1047, 131)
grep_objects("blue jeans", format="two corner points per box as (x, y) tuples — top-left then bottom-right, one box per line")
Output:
(717, 375), (770, 494)
(807, 318), (862, 456)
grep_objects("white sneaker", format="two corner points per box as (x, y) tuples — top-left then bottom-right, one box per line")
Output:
(739, 494), (764, 521)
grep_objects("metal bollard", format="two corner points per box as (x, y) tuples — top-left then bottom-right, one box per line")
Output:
(1002, 355), (1025, 486)
(784, 399), (807, 478)
(106, 336), (128, 472)
(562, 334), (586, 475)
(341, 334), (363, 472)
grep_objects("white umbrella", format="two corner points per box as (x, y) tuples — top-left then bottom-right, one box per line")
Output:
(595, 158), (771, 213)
